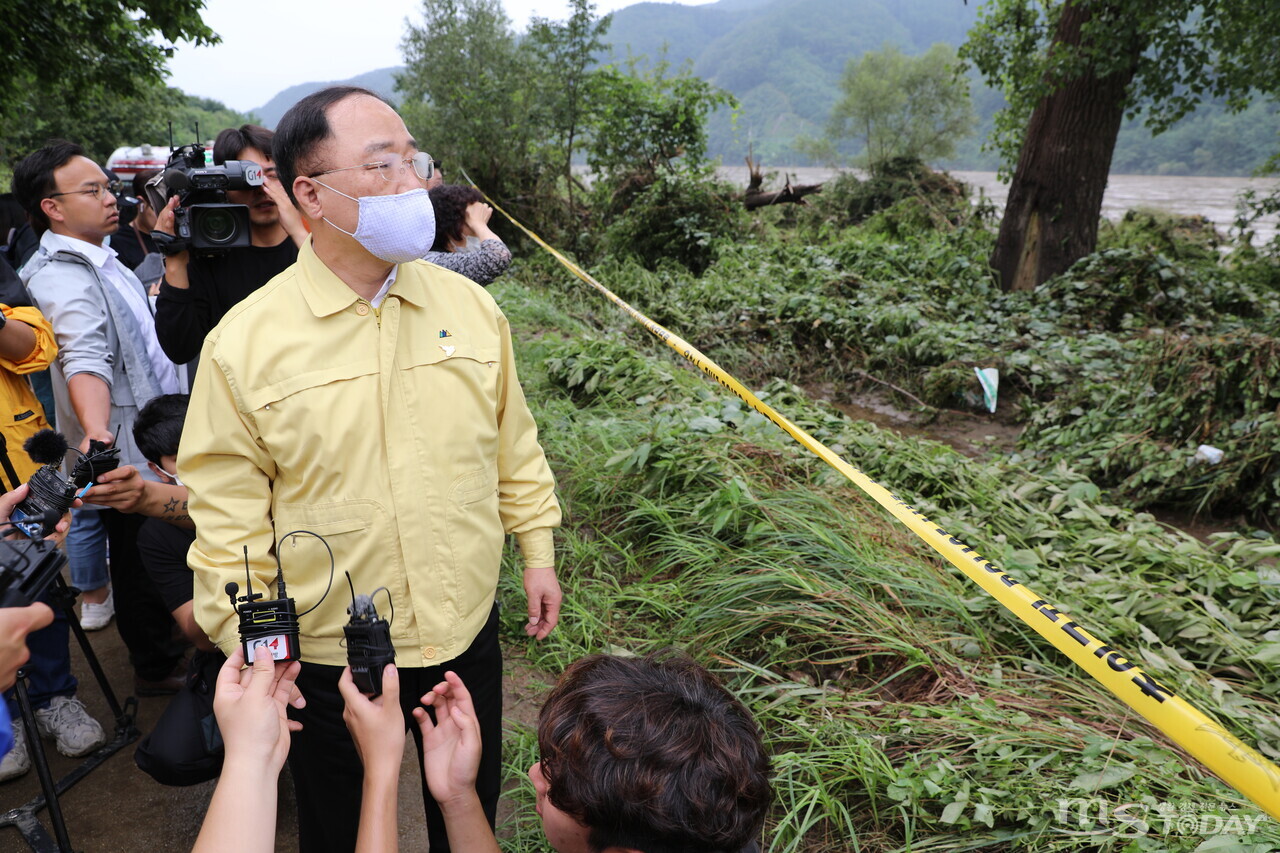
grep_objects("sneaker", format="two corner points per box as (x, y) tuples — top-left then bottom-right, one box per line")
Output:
(80, 589), (114, 631)
(34, 696), (107, 758)
(0, 721), (29, 782)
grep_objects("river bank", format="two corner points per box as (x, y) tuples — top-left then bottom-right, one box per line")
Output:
(716, 166), (1280, 244)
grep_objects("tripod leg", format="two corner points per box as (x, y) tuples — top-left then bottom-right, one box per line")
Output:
(50, 575), (129, 726)
(12, 671), (74, 852)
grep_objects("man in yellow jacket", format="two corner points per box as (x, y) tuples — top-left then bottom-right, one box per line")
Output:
(0, 254), (107, 781)
(179, 86), (561, 852)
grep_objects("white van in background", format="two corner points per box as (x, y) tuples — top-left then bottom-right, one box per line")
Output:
(105, 145), (169, 182)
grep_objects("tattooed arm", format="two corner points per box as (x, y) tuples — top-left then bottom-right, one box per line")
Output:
(81, 466), (195, 529)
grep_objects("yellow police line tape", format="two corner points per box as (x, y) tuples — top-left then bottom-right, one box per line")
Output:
(464, 178), (1280, 820)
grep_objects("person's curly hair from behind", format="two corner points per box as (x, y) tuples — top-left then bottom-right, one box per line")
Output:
(537, 650), (773, 852)
(429, 184), (486, 252)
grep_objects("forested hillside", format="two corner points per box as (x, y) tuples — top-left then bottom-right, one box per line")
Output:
(603, 0), (981, 162)
(247, 0), (1280, 175)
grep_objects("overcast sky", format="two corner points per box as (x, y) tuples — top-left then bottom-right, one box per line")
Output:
(166, 0), (717, 114)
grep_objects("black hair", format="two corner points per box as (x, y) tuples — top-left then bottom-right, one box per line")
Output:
(132, 170), (160, 201)
(11, 139), (86, 235)
(0, 193), (27, 245)
(539, 651), (773, 853)
(272, 86), (389, 205)
(133, 394), (190, 465)
(428, 184), (485, 252)
(212, 125), (276, 166)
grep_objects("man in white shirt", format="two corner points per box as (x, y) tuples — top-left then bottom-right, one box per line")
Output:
(13, 139), (186, 697)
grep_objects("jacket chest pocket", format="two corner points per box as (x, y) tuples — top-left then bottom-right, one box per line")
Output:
(242, 361), (380, 471)
(403, 340), (500, 370)
(400, 341), (502, 431)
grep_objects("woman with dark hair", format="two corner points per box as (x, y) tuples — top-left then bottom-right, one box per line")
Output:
(424, 184), (512, 287)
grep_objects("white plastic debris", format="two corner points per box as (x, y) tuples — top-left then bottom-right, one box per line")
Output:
(974, 367), (999, 414)
(1194, 444), (1225, 465)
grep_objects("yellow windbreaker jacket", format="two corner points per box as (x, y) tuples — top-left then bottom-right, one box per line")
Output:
(181, 239), (560, 667)
(0, 303), (56, 485)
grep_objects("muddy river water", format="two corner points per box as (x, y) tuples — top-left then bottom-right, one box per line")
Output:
(717, 167), (1280, 245)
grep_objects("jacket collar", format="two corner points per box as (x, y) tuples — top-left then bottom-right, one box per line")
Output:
(296, 237), (431, 317)
(39, 230), (114, 268)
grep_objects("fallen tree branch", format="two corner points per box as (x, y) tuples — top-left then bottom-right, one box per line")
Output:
(851, 368), (935, 411)
(741, 150), (824, 209)
(743, 179), (824, 209)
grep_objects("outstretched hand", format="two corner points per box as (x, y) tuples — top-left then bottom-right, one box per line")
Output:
(1, 483), (77, 545)
(213, 645), (303, 774)
(81, 465), (146, 512)
(414, 671), (483, 808)
(261, 176), (308, 247)
(339, 664), (406, 777)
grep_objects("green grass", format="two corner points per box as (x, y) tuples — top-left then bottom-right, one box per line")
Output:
(486, 238), (1280, 851)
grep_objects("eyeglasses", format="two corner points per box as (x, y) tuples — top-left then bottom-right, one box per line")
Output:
(49, 184), (110, 200)
(309, 151), (434, 183)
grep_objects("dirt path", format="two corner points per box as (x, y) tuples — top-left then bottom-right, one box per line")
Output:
(0, 595), (545, 853)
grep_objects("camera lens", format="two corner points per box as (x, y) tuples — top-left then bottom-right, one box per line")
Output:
(199, 208), (239, 244)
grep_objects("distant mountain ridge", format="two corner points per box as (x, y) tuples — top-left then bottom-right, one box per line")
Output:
(254, 67), (401, 129)
(253, 0), (978, 161)
(597, 0), (982, 160)
(249, 0), (1278, 175)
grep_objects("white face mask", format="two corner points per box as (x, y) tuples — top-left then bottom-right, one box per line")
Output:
(315, 181), (436, 264)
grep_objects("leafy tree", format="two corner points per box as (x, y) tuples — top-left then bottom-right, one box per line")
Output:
(960, 0), (1280, 291)
(398, 0), (545, 204)
(584, 60), (737, 195)
(526, 0), (613, 208)
(3, 77), (255, 169)
(397, 0), (734, 250)
(804, 43), (975, 172)
(0, 0), (216, 164)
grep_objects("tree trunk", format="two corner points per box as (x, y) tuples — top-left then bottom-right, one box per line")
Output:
(742, 153), (823, 209)
(991, 1), (1143, 292)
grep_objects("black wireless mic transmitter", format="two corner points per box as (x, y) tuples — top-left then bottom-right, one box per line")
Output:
(227, 548), (301, 664)
(343, 572), (395, 697)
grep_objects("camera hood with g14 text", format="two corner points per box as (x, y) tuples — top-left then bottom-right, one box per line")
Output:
(145, 143), (264, 256)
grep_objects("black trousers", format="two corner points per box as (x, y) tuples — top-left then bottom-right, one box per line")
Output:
(287, 604), (503, 853)
(102, 508), (184, 681)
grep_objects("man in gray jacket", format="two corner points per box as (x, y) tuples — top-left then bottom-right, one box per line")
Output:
(13, 140), (186, 694)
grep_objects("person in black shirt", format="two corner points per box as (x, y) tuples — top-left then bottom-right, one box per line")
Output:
(105, 393), (228, 786)
(111, 171), (160, 272)
(153, 125), (306, 368)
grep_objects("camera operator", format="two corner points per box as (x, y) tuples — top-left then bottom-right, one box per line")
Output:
(153, 125), (307, 369)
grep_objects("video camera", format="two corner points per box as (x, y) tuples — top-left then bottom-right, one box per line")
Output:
(0, 537), (66, 608)
(144, 142), (263, 256)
